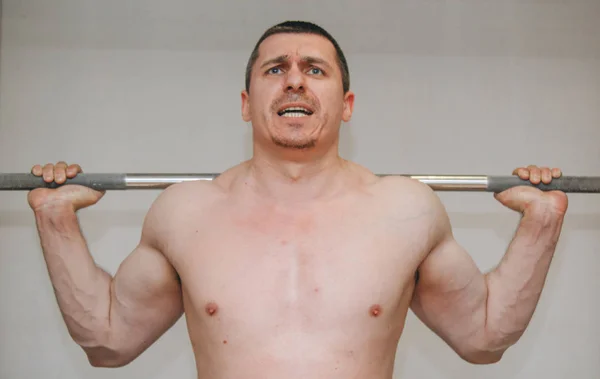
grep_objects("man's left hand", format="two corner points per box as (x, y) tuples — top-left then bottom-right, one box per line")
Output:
(494, 165), (569, 217)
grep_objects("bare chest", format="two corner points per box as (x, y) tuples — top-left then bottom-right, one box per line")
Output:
(168, 198), (432, 329)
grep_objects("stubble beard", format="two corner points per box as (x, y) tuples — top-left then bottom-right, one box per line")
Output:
(265, 92), (330, 150)
(272, 127), (318, 150)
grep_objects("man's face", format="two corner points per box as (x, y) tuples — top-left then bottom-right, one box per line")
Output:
(241, 33), (354, 151)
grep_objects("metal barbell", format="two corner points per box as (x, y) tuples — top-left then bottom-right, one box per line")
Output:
(1, 173), (599, 193)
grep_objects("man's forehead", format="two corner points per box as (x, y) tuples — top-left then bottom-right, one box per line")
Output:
(257, 33), (337, 63)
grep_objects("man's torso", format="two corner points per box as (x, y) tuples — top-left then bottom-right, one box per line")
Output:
(158, 164), (439, 379)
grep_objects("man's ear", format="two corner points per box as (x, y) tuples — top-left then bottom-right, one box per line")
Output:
(241, 90), (251, 122)
(342, 90), (355, 122)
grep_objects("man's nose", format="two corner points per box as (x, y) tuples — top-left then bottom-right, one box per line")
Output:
(284, 66), (305, 91)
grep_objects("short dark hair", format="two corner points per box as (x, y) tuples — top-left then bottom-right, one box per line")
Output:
(245, 21), (350, 94)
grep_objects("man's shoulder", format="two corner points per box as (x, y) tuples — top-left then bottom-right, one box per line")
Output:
(150, 179), (224, 214)
(375, 175), (439, 203)
(373, 176), (453, 257)
(373, 174), (448, 223)
(148, 162), (249, 217)
(140, 179), (225, 245)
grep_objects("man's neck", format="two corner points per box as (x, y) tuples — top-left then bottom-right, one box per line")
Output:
(242, 144), (349, 204)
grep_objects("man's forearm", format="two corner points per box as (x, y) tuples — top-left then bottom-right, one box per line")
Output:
(34, 206), (113, 348)
(484, 206), (564, 349)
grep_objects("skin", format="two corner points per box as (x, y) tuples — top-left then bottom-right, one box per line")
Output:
(27, 32), (568, 379)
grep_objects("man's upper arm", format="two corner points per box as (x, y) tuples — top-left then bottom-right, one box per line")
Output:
(101, 186), (186, 364)
(406, 181), (492, 361)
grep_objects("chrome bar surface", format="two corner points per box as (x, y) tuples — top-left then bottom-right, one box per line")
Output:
(405, 175), (488, 191)
(125, 174), (218, 189)
(123, 174), (488, 190)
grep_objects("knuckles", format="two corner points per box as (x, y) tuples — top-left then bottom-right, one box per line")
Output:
(28, 161), (101, 213)
(527, 192), (568, 220)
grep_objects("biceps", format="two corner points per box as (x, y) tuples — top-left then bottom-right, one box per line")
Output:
(411, 236), (488, 341)
(416, 237), (483, 296)
(108, 243), (183, 348)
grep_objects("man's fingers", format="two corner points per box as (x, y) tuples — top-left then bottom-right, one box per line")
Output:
(540, 167), (553, 184)
(551, 167), (562, 178)
(66, 164), (83, 177)
(42, 163), (55, 183)
(54, 161), (68, 184)
(31, 164), (42, 176)
(527, 165), (541, 184)
(513, 167), (530, 180)
(513, 165), (563, 185)
(30, 162), (83, 183)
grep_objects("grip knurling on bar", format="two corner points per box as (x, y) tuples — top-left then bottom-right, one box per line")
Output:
(487, 176), (600, 193)
(0, 173), (127, 191)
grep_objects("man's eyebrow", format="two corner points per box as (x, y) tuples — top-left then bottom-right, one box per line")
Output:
(259, 55), (333, 69)
(260, 55), (290, 69)
(301, 56), (332, 69)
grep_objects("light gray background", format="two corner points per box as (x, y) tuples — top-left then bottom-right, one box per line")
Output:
(1, 1), (599, 378)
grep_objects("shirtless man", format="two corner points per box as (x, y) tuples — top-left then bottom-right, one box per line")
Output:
(27, 21), (568, 379)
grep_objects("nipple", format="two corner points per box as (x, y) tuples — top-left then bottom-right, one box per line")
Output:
(369, 304), (382, 317)
(205, 302), (219, 316)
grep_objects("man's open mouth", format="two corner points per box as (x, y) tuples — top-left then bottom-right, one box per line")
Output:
(277, 106), (314, 118)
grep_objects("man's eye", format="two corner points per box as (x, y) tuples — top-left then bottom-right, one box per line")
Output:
(268, 67), (282, 74)
(308, 68), (323, 75)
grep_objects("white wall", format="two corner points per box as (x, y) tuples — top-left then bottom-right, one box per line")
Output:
(1, 1), (599, 378)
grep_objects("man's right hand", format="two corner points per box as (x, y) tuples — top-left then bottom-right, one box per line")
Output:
(27, 161), (105, 213)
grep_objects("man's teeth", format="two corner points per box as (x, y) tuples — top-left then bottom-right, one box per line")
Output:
(282, 112), (308, 118)
(285, 107), (309, 112)
(279, 106), (312, 117)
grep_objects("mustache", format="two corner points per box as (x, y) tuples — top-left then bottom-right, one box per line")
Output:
(271, 93), (319, 112)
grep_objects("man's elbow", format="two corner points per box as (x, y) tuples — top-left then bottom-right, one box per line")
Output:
(87, 354), (135, 368)
(456, 335), (516, 365)
(82, 344), (138, 368)
(88, 355), (129, 368)
(458, 348), (506, 365)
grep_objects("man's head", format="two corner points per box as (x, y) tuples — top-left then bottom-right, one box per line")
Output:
(244, 21), (351, 95)
(241, 21), (354, 155)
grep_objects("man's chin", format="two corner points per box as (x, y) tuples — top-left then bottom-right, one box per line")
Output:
(266, 121), (322, 150)
(272, 137), (317, 150)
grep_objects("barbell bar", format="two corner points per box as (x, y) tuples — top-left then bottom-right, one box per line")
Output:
(0, 173), (599, 193)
